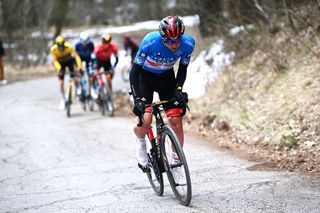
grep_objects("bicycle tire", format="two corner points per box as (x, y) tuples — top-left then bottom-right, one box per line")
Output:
(104, 83), (114, 117)
(66, 83), (72, 118)
(97, 84), (106, 116)
(66, 101), (71, 117)
(81, 97), (87, 111)
(80, 75), (87, 111)
(160, 125), (192, 206)
(121, 64), (130, 82)
(146, 136), (164, 196)
(100, 97), (106, 116)
(87, 96), (94, 111)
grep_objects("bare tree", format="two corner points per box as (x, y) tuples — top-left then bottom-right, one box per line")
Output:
(50, 0), (69, 39)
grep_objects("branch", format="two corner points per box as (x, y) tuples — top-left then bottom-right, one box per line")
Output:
(253, 0), (269, 22)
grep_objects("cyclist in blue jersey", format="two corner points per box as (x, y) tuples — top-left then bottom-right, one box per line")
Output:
(75, 32), (95, 98)
(129, 16), (195, 181)
(75, 32), (95, 74)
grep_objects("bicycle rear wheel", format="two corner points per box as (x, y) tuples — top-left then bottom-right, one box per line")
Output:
(100, 96), (106, 116)
(160, 125), (192, 206)
(87, 96), (94, 111)
(121, 63), (130, 82)
(146, 136), (164, 196)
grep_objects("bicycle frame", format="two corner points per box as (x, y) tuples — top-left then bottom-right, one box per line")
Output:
(94, 70), (114, 116)
(66, 79), (74, 101)
(146, 100), (178, 173)
(65, 73), (76, 117)
(137, 97), (192, 205)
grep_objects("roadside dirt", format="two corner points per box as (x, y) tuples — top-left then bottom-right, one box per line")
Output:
(183, 112), (320, 176)
(113, 92), (320, 176)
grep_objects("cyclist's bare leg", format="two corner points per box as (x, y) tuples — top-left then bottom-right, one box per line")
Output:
(106, 73), (112, 91)
(168, 117), (184, 147)
(59, 79), (64, 97)
(134, 112), (152, 139)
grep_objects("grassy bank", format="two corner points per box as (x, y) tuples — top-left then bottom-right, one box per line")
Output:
(188, 27), (320, 174)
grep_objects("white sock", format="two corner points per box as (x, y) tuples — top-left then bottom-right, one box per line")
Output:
(137, 137), (146, 145)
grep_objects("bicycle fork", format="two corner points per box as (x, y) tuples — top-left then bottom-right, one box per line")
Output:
(148, 127), (166, 173)
(66, 80), (73, 103)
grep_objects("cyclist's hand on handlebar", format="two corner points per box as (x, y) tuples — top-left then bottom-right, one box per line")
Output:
(174, 87), (189, 103)
(133, 97), (145, 117)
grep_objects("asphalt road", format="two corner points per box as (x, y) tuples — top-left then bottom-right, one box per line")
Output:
(0, 77), (320, 213)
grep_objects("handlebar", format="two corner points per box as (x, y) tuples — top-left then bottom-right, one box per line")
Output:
(135, 97), (189, 127)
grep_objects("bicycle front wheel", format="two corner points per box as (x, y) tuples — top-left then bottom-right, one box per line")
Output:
(104, 84), (114, 117)
(160, 125), (192, 206)
(66, 83), (73, 118)
(146, 136), (164, 196)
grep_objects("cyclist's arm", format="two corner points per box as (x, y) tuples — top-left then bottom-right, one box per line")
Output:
(113, 53), (119, 68)
(53, 59), (62, 71)
(176, 36), (195, 88)
(72, 50), (82, 70)
(124, 41), (129, 52)
(129, 63), (142, 98)
(111, 44), (119, 68)
(50, 49), (62, 71)
(52, 52), (61, 72)
(176, 63), (188, 89)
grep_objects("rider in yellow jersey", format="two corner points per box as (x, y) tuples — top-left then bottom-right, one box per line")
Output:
(50, 35), (82, 110)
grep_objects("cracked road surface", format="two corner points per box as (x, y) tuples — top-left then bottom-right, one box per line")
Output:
(1, 77), (320, 213)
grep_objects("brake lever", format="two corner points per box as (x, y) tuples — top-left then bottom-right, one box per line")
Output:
(137, 114), (144, 127)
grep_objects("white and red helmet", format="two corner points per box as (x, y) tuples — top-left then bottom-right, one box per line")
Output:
(159, 16), (185, 39)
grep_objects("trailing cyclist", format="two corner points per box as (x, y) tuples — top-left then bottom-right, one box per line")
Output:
(92, 34), (119, 92)
(123, 34), (139, 64)
(75, 32), (95, 75)
(129, 16), (195, 182)
(50, 35), (82, 110)
(75, 32), (95, 100)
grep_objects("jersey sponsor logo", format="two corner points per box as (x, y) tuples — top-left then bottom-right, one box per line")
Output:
(136, 57), (144, 64)
(58, 54), (72, 62)
(141, 40), (155, 49)
(185, 40), (194, 48)
(145, 56), (176, 70)
(152, 56), (175, 64)
(139, 52), (146, 58)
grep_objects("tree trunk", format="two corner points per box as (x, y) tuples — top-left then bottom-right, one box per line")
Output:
(50, 0), (69, 39)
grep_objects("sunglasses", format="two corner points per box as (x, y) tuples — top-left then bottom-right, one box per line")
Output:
(163, 37), (181, 45)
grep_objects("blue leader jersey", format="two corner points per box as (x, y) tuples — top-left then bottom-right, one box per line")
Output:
(134, 31), (195, 74)
(75, 40), (95, 62)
